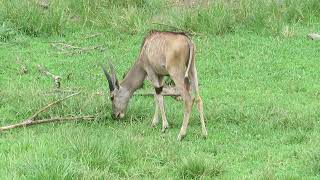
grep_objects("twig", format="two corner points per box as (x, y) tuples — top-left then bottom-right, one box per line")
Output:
(80, 33), (103, 40)
(37, 64), (61, 88)
(134, 92), (180, 97)
(50, 42), (105, 55)
(151, 22), (195, 36)
(0, 116), (95, 131)
(28, 92), (81, 120)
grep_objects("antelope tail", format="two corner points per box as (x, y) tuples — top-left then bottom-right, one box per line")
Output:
(184, 38), (194, 89)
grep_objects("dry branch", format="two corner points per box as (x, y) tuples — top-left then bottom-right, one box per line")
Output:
(0, 92), (88, 132)
(0, 116), (95, 131)
(134, 86), (182, 100)
(80, 33), (103, 40)
(28, 92), (81, 120)
(37, 64), (61, 88)
(151, 22), (194, 36)
(50, 42), (105, 55)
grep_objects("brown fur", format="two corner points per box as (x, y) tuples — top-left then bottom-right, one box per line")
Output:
(103, 30), (207, 140)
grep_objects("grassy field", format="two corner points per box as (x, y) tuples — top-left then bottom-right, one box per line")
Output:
(1, 0), (320, 179)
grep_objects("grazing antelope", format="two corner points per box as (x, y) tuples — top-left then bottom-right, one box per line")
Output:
(102, 30), (207, 140)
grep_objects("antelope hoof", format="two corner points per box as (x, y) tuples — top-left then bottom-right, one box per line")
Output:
(151, 119), (159, 127)
(177, 131), (186, 141)
(202, 130), (208, 139)
(161, 122), (169, 133)
(177, 134), (185, 141)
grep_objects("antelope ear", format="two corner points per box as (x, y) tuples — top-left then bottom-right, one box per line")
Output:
(102, 64), (115, 92)
(108, 60), (120, 89)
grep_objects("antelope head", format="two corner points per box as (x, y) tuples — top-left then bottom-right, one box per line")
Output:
(102, 61), (130, 119)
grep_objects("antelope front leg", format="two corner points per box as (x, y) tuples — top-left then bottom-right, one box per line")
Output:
(151, 95), (159, 127)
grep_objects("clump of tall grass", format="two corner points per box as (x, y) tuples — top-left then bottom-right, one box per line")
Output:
(178, 156), (224, 179)
(0, 22), (17, 41)
(166, 0), (320, 36)
(0, 0), (67, 36)
(0, 0), (319, 37)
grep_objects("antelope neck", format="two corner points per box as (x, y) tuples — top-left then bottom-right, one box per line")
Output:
(120, 60), (146, 95)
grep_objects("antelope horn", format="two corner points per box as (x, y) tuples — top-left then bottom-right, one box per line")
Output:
(102, 64), (115, 92)
(108, 60), (119, 88)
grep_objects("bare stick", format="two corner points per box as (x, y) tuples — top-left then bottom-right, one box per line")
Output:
(37, 64), (61, 88)
(28, 92), (81, 120)
(134, 92), (181, 97)
(80, 33), (103, 40)
(50, 42), (105, 55)
(134, 87), (181, 96)
(0, 116), (95, 131)
(151, 22), (195, 36)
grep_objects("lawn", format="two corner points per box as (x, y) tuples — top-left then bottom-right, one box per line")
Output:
(1, 0), (320, 179)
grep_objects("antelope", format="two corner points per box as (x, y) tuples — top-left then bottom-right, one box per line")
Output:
(102, 30), (207, 140)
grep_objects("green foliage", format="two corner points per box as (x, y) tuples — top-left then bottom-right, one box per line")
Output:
(0, 0), (66, 36)
(1, 25), (320, 178)
(0, 0), (319, 36)
(0, 22), (17, 41)
(1, 0), (320, 179)
(178, 156), (224, 179)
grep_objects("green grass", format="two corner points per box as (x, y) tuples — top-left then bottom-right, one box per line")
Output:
(1, 0), (320, 179)
(0, 0), (319, 36)
(1, 24), (320, 179)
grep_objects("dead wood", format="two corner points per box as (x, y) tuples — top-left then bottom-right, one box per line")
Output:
(0, 92), (92, 132)
(134, 87), (182, 101)
(50, 42), (105, 55)
(37, 64), (61, 88)
(0, 116), (95, 131)
(151, 22), (195, 36)
(28, 92), (81, 120)
(80, 33), (103, 40)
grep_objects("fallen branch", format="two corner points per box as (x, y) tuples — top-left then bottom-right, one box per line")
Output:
(0, 92), (85, 132)
(0, 116), (95, 131)
(50, 42), (105, 55)
(28, 92), (81, 120)
(152, 22), (193, 35)
(134, 87), (182, 101)
(37, 64), (61, 88)
(80, 33), (103, 40)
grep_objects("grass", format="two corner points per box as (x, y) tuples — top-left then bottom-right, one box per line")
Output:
(1, 0), (320, 179)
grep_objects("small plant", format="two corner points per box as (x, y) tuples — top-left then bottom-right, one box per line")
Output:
(0, 22), (16, 41)
(178, 156), (224, 179)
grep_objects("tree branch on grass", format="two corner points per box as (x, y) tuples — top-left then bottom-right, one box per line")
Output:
(50, 42), (105, 55)
(134, 87), (182, 101)
(79, 33), (103, 40)
(0, 92), (95, 132)
(0, 116), (95, 131)
(28, 92), (81, 120)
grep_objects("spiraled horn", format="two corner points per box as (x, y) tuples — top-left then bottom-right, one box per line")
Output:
(102, 64), (115, 92)
(108, 60), (119, 88)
